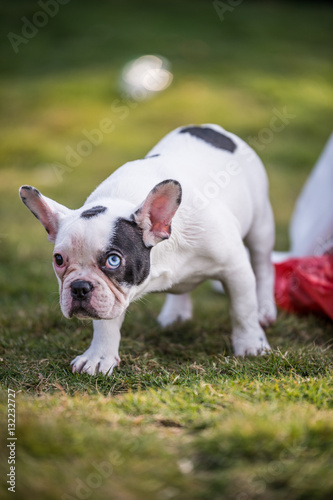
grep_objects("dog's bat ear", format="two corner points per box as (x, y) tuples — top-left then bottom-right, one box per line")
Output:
(133, 180), (182, 247)
(19, 185), (71, 243)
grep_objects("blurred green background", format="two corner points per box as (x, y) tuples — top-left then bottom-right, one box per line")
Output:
(0, 1), (333, 500)
(1, 0), (332, 262)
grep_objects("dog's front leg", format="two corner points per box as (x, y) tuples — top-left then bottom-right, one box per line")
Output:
(71, 314), (125, 376)
(222, 247), (271, 356)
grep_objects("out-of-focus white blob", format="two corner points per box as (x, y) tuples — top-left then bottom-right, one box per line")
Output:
(121, 55), (173, 100)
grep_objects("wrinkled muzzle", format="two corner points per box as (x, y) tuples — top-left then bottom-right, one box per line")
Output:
(59, 272), (128, 320)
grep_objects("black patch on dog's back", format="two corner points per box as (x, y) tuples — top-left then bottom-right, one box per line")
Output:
(100, 218), (151, 287)
(81, 206), (107, 219)
(180, 126), (236, 153)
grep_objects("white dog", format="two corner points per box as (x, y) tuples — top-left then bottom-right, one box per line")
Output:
(20, 124), (276, 376)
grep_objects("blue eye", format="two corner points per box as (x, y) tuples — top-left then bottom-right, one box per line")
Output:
(106, 254), (121, 269)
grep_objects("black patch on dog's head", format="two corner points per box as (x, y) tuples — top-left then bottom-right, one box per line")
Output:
(81, 206), (107, 219)
(180, 126), (236, 153)
(99, 218), (151, 287)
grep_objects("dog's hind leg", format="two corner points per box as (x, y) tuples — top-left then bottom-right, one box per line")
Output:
(244, 200), (277, 327)
(157, 293), (193, 327)
(217, 238), (271, 356)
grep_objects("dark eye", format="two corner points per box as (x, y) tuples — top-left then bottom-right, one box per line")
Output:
(106, 254), (121, 269)
(54, 254), (64, 267)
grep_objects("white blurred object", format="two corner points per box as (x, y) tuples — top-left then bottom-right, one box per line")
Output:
(121, 55), (173, 101)
(271, 251), (291, 263)
(211, 280), (224, 293)
(272, 132), (333, 263)
(289, 132), (333, 256)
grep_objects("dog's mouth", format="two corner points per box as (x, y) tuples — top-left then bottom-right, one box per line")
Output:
(61, 276), (128, 321)
(69, 301), (101, 320)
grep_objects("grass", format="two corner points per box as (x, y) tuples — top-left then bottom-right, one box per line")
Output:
(0, 1), (333, 499)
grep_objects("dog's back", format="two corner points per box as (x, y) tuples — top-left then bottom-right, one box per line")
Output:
(88, 124), (269, 240)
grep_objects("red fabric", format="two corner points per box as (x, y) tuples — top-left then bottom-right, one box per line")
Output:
(274, 256), (333, 320)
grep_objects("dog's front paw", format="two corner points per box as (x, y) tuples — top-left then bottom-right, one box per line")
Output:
(71, 349), (120, 376)
(232, 329), (271, 356)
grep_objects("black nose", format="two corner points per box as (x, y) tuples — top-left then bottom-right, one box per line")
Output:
(70, 280), (93, 300)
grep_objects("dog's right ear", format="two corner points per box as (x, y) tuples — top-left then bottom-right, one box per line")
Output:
(133, 180), (182, 247)
(19, 185), (71, 243)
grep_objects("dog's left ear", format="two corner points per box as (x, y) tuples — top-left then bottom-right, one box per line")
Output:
(134, 180), (182, 247)
(19, 185), (71, 243)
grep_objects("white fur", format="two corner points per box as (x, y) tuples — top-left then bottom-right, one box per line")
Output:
(20, 124), (276, 376)
(71, 315), (124, 375)
(157, 293), (193, 327)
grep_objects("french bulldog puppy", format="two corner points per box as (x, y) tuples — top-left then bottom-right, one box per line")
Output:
(19, 124), (276, 376)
